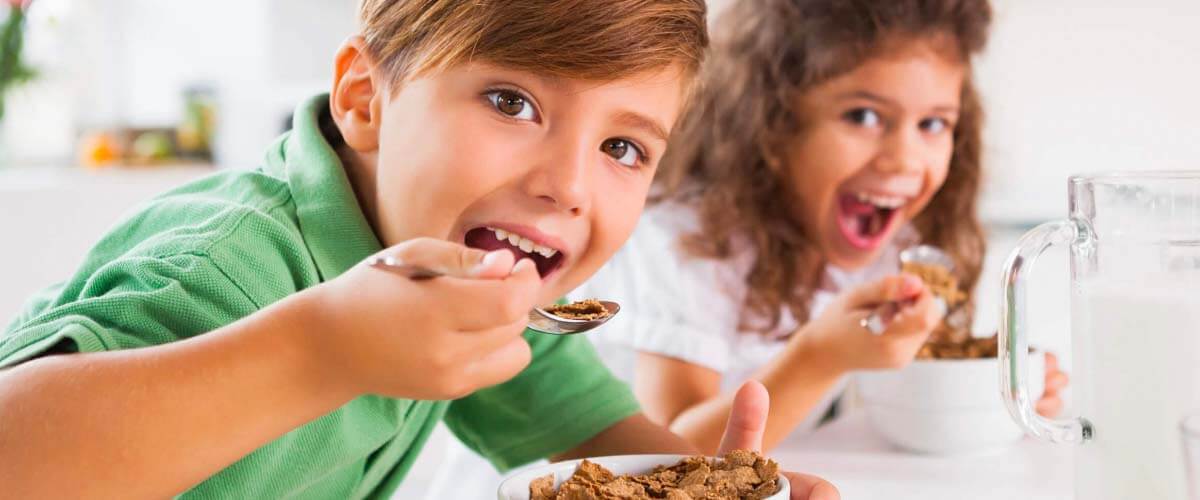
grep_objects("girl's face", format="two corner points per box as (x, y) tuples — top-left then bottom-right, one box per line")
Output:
(785, 39), (966, 270)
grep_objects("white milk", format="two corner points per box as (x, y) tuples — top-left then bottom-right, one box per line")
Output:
(1072, 273), (1200, 500)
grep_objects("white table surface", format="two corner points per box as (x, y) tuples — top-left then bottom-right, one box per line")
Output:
(772, 413), (1073, 500)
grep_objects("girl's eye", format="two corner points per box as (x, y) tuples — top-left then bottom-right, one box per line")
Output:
(601, 138), (643, 167)
(844, 108), (881, 128)
(920, 117), (951, 135)
(486, 90), (537, 121)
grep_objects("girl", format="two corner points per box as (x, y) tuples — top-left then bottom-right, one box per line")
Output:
(579, 0), (1068, 453)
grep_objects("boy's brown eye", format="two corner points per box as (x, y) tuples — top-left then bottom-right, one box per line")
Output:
(497, 93), (525, 116)
(601, 138), (642, 167)
(603, 139), (628, 158)
(486, 90), (537, 121)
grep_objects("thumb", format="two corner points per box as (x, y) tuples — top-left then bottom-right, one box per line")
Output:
(717, 380), (769, 455)
(843, 273), (924, 309)
(381, 238), (514, 279)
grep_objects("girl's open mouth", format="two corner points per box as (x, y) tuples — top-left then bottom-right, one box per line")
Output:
(835, 192), (905, 251)
(464, 226), (566, 278)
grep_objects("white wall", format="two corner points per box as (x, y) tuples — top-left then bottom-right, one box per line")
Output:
(6, 0), (357, 169)
(976, 0), (1200, 223)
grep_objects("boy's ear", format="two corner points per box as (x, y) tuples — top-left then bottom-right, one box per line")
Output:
(331, 36), (383, 153)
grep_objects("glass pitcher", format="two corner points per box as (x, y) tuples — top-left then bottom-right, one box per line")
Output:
(1001, 172), (1200, 500)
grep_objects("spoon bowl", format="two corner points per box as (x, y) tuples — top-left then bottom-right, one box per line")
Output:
(528, 301), (621, 335)
(861, 245), (957, 335)
(366, 256), (620, 335)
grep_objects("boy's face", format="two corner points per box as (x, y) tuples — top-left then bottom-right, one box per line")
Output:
(785, 38), (965, 270)
(365, 62), (684, 304)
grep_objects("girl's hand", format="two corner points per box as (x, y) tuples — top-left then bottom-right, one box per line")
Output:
(796, 274), (944, 372)
(1037, 352), (1070, 417)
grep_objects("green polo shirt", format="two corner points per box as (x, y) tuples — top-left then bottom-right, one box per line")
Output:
(1, 94), (640, 499)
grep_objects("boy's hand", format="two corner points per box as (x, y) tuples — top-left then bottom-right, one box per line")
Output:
(797, 274), (942, 372)
(718, 381), (840, 500)
(302, 237), (542, 400)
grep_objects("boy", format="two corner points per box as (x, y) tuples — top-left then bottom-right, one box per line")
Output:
(0, 1), (836, 498)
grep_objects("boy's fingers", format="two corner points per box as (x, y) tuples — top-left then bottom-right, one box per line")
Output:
(782, 472), (841, 500)
(464, 336), (533, 390)
(461, 318), (533, 358)
(472, 250), (517, 279)
(717, 380), (769, 456)
(405, 257), (541, 331)
(845, 274), (924, 309)
(471, 258), (541, 325)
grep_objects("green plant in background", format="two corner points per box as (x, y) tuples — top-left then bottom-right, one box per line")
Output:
(0, 0), (34, 122)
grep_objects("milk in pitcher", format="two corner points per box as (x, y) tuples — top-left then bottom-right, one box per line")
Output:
(1072, 272), (1200, 500)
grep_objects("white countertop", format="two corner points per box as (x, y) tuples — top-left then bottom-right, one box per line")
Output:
(773, 413), (1073, 500)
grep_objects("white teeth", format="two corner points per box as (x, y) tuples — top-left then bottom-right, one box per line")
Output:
(485, 226), (559, 259)
(854, 192), (906, 209)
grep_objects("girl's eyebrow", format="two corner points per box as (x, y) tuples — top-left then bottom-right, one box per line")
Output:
(835, 90), (894, 105)
(835, 90), (959, 114)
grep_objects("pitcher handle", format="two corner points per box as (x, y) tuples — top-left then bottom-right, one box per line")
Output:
(1000, 219), (1093, 444)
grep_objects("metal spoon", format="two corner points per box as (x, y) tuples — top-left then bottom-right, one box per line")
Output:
(860, 245), (967, 335)
(366, 256), (620, 335)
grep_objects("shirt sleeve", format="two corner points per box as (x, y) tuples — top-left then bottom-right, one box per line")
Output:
(441, 331), (641, 473)
(0, 253), (260, 369)
(576, 207), (746, 373)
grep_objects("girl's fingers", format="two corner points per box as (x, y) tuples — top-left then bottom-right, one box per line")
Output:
(1036, 396), (1064, 418)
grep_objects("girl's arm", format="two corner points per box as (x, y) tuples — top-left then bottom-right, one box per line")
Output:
(634, 336), (844, 454)
(637, 275), (941, 454)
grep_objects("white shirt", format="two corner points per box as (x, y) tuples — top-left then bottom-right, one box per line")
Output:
(580, 202), (915, 432)
(424, 203), (915, 499)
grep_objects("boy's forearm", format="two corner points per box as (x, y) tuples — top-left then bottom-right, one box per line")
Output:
(0, 291), (354, 499)
(668, 330), (845, 454)
(552, 414), (697, 462)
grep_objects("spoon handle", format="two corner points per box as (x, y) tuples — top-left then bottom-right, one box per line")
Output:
(367, 256), (444, 281)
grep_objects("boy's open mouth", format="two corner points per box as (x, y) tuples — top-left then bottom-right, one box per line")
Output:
(464, 226), (565, 278)
(836, 191), (905, 251)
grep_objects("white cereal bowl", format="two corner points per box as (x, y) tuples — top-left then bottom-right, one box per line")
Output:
(856, 351), (1045, 455)
(497, 454), (791, 500)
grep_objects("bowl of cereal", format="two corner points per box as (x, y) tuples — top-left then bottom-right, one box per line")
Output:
(857, 338), (1045, 455)
(497, 450), (790, 500)
(855, 247), (1046, 454)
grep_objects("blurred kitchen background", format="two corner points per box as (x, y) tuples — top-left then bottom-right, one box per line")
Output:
(2, 0), (1199, 496)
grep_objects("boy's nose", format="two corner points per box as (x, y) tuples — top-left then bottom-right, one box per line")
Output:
(523, 139), (590, 216)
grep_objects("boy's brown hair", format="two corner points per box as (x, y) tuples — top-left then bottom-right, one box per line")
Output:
(358, 0), (709, 85)
(656, 0), (992, 332)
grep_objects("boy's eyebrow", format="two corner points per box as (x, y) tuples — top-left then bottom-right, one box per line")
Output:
(613, 111), (670, 144)
(836, 90), (960, 114)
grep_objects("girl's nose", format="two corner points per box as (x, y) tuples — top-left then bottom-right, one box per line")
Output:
(875, 128), (924, 175)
